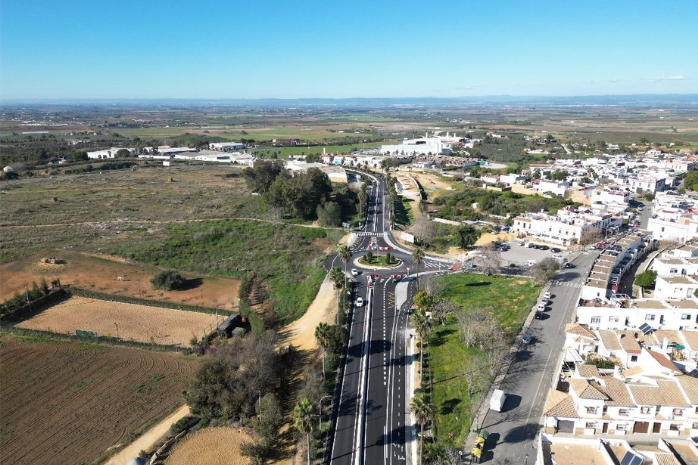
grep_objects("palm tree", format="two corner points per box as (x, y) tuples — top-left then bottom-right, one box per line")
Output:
(412, 247), (425, 288)
(338, 244), (352, 294)
(294, 398), (316, 465)
(315, 322), (332, 377)
(411, 308), (431, 382)
(330, 267), (344, 324)
(410, 392), (433, 465)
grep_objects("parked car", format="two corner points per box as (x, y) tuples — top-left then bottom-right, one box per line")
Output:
(356, 297), (364, 307)
(543, 292), (552, 300)
(552, 253), (564, 260)
(535, 310), (544, 319)
(538, 301), (548, 310)
(539, 245), (549, 250)
(522, 334), (532, 344)
(551, 248), (561, 253)
(564, 262), (575, 269)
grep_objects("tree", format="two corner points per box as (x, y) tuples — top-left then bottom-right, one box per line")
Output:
(254, 393), (283, 449)
(431, 299), (458, 326)
(411, 216), (436, 246)
(635, 270), (658, 289)
(530, 258), (560, 285)
(185, 333), (279, 420)
(412, 247), (425, 286)
(315, 322), (332, 377)
(413, 290), (433, 312)
(316, 201), (341, 227)
(477, 245), (502, 276)
(411, 308), (431, 381)
(337, 244), (352, 293)
(242, 160), (285, 193)
(580, 228), (604, 248)
(410, 392), (433, 465)
(115, 149), (132, 158)
(293, 398), (315, 465)
(457, 225), (480, 251)
(150, 270), (185, 291)
(329, 267), (344, 323)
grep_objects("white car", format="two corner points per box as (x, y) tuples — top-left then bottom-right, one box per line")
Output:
(538, 301), (547, 310)
(552, 253), (564, 260)
(351, 268), (359, 276)
(356, 297), (364, 307)
(543, 292), (552, 300)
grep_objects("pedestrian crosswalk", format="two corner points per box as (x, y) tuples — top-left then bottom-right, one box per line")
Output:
(356, 231), (383, 237)
(550, 280), (583, 289)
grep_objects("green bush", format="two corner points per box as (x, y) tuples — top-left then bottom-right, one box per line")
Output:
(151, 270), (185, 291)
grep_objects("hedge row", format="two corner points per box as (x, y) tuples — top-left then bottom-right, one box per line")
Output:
(0, 325), (193, 353)
(69, 287), (234, 316)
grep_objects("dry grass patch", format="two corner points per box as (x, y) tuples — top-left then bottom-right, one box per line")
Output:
(165, 427), (251, 465)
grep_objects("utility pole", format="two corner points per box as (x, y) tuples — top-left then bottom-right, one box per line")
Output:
(114, 322), (119, 339)
(24, 285), (31, 310)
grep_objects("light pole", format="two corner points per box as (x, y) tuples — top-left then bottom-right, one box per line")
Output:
(319, 395), (332, 430)
(114, 322), (119, 339)
(407, 267), (410, 276)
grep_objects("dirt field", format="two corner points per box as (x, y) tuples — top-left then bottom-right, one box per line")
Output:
(0, 334), (199, 465)
(0, 250), (240, 310)
(15, 296), (220, 346)
(165, 427), (251, 465)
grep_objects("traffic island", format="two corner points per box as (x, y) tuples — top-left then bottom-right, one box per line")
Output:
(354, 255), (403, 269)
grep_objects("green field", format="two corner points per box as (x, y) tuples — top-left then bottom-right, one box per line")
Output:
(113, 219), (345, 325)
(429, 273), (540, 446)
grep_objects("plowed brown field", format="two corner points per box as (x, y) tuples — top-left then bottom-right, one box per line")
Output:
(15, 296), (220, 346)
(0, 335), (199, 465)
(165, 427), (251, 465)
(0, 250), (240, 310)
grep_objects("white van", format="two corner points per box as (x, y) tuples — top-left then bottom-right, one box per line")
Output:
(527, 259), (538, 267)
(490, 389), (506, 412)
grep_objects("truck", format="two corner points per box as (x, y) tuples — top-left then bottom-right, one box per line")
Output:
(489, 389), (506, 412)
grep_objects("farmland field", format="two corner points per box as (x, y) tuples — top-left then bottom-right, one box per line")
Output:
(15, 296), (220, 346)
(0, 334), (199, 465)
(0, 250), (240, 310)
(165, 427), (251, 465)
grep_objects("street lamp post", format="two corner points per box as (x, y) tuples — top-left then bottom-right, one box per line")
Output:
(406, 267), (410, 276)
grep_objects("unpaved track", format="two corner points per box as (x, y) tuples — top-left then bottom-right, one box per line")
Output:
(107, 405), (191, 465)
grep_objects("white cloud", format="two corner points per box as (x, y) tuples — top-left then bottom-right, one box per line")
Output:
(655, 75), (690, 81)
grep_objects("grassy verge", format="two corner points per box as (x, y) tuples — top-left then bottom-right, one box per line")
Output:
(358, 255), (399, 267)
(113, 219), (344, 325)
(394, 197), (413, 226)
(429, 273), (540, 446)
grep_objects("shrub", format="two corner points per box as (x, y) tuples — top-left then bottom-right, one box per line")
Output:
(151, 270), (185, 291)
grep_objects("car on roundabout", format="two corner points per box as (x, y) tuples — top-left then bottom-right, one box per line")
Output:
(351, 268), (359, 276)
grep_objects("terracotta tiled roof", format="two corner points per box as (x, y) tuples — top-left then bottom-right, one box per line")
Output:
(622, 366), (644, 378)
(543, 389), (578, 418)
(569, 379), (609, 401)
(654, 452), (675, 465)
(652, 330), (681, 346)
(596, 377), (635, 407)
(598, 330), (622, 351)
(682, 331), (698, 351)
(578, 365), (600, 378)
(628, 380), (690, 407)
(646, 349), (682, 374)
(677, 375), (698, 404)
(618, 331), (642, 354)
(565, 323), (597, 340)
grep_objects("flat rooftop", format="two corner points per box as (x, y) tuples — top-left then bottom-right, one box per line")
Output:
(548, 442), (611, 465)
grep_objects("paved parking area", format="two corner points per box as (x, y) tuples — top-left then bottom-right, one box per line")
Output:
(499, 241), (572, 266)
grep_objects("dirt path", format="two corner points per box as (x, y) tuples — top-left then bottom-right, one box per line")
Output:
(106, 405), (191, 465)
(277, 275), (337, 351)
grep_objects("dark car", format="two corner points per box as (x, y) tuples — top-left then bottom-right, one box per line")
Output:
(551, 248), (561, 253)
(539, 245), (549, 250)
(564, 262), (575, 269)
(535, 310), (544, 319)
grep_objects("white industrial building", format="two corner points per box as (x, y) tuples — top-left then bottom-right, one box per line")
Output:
(380, 132), (469, 156)
(209, 142), (245, 151)
(86, 147), (137, 159)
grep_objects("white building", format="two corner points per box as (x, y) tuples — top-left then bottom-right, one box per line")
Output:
(380, 132), (468, 156)
(209, 142), (245, 151)
(512, 207), (623, 246)
(86, 147), (137, 159)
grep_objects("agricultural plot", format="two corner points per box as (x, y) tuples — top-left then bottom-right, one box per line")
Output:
(0, 250), (240, 310)
(0, 335), (198, 465)
(165, 427), (251, 465)
(15, 296), (220, 346)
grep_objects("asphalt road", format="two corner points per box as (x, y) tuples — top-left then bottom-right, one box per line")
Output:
(476, 249), (599, 463)
(328, 172), (445, 465)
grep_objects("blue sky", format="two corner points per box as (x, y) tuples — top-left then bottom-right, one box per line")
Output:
(1, 0), (697, 100)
